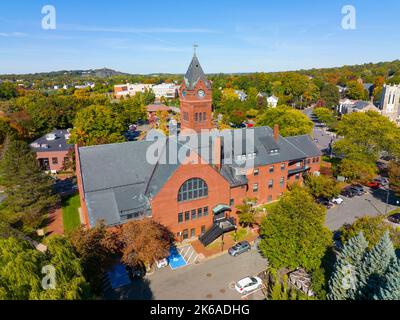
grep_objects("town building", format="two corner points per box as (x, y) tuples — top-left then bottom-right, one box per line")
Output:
(180, 54), (213, 132)
(114, 83), (179, 100)
(76, 54), (322, 246)
(380, 84), (400, 125)
(30, 129), (74, 173)
(338, 99), (381, 115)
(152, 83), (179, 100)
(114, 83), (153, 98)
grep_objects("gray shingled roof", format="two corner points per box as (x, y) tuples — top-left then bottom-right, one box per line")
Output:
(30, 129), (73, 152)
(184, 55), (211, 90)
(78, 126), (322, 227)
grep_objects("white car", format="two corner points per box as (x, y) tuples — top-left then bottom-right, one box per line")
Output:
(155, 258), (168, 269)
(331, 197), (344, 205)
(235, 276), (263, 295)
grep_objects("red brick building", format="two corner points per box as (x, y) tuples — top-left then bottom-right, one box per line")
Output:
(30, 129), (73, 173)
(75, 54), (322, 246)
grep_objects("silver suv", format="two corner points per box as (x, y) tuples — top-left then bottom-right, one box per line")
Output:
(228, 241), (251, 257)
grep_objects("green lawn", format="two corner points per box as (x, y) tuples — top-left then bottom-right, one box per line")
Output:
(62, 194), (81, 233)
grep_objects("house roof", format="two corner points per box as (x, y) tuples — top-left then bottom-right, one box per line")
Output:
(184, 55), (211, 90)
(78, 126), (322, 227)
(147, 103), (170, 113)
(30, 129), (73, 153)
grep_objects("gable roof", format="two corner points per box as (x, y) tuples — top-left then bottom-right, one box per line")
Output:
(78, 126), (322, 227)
(184, 55), (211, 90)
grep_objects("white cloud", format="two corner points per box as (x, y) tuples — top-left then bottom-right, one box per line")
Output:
(60, 24), (219, 34)
(0, 32), (27, 37)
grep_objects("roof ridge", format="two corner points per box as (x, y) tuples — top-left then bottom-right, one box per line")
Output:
(281, 135), (308, 158)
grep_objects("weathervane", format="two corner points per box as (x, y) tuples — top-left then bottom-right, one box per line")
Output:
(193, 43), (199, 57)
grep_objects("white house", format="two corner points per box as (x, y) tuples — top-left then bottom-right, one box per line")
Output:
(234, 90), (248, 101)
(267, 95), (279, 108)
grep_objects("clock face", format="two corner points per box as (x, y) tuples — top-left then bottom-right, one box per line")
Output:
(198, 89), (206, 98)
(182, 90), (187, 97)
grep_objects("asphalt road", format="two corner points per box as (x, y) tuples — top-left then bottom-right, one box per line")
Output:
(107, 247), (268, 300)
(303, 107), (337, 153)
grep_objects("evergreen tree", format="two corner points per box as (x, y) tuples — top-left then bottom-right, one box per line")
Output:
(375, 259), (400, 300)
(0, 140), (58, 232)
(357, 232), (397, 299)
(327, 232), (369, 300)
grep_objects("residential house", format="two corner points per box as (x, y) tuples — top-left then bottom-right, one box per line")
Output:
(30, 129), (74, 173)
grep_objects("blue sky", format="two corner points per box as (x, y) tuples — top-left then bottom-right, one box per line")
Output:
(0, 0), (399, 74)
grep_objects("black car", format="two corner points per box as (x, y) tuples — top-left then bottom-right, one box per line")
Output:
(228, 241), (251, 257)
(388, 213), (400, 225)
(316, 198), (333, 209)
(350, 184), (366, 196)
(341, 187), (356, 198)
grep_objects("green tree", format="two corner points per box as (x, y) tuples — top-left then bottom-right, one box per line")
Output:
(327, 232), (369, 300)
(338, 158), (377, 183)
(375, 259), (400, 300)
(388, 161), (400, 197)
(0, 140), (58, 232)
(256, 105), (314, 136)
(313, 107), (337, 129)
(0, 236), (90, 300)
(304, 174), (341, 199)
(346, 81), (368, 100)
(320, 84), (340, 109)
(69, 105), (125, 146)
(39, 236), (91, 300)
(259, 187), (332, 271)
(358, 232), (397, 299)
(236, 198), (257, 228)
(340, 215), (400, 249)
(0, 82), (18, 100)
(334, 111), (400, 162)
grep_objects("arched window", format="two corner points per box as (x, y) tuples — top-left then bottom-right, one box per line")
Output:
(178, 178), (208, 202)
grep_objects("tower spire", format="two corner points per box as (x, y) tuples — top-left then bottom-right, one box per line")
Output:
(193, 43), (198, 57)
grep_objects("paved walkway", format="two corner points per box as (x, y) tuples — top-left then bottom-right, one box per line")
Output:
(46, 203), (64, 235)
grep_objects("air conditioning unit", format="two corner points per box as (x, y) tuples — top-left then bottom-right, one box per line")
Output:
(46, 133), (56, 141)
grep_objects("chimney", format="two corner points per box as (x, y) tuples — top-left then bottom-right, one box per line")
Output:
(273, 124), (279, 142)
(213, 136), (222, 171)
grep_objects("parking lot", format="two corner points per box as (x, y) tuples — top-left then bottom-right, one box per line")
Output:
(326, 186), (400, 231)
(107, 246), (268, 300)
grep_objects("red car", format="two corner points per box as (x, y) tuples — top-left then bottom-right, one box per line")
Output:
(366, 181), (381, 189)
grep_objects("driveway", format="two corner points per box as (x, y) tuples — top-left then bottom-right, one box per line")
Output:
(107, 248), (268, 300)
(326, 187), (400, 231)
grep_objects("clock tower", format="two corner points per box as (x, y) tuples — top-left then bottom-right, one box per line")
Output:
(179, 52), (213, 132)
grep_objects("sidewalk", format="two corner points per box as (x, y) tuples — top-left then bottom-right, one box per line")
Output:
(46, 203), (64, 235)
(192, 228), (259, 259)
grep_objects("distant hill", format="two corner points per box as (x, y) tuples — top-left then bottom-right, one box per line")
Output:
(1, 68), (129, 78)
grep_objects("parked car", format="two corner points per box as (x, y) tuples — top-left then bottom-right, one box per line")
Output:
(375, 177), (389, 187)
(228, 241), (251, 257)
(387, 213), (400, 225)
(155, 258), (168, 269)
(366, 181), (381, 189)
(316, 197), (333, 209)
(331, 197), (344, 205)
(350, 184), (366, 196)
(341, 187), (357, 198)
(235, 276), (263, 295)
